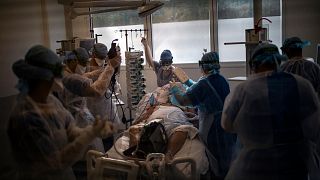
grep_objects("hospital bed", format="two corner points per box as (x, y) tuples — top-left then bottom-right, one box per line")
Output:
(87, 150), (198, 180)
(86, 85), (209, 180)
(86, 117), (208, 180)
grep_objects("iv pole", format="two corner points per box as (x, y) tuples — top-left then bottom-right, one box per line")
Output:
(118, 28), (148, 128)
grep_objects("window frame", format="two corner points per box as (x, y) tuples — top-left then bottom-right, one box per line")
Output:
(92, 0), (282, 64)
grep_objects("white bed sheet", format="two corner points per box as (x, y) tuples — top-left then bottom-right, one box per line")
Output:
(107, 126), (209, 176)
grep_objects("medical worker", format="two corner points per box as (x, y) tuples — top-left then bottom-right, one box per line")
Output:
(7, 45), (114, 180)
(61, 47), (120, 180)
(280, 36), (320, 99)
(169, 51), (237, 180)
(222, 43), (320, 180)
(141, 37), (179, 87)
(89, 43), (108, 69)
(61, 49), (104, 151)
(86, 42), (122, 151)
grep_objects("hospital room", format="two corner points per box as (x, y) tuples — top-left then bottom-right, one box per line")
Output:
(0, 0), (320, 179)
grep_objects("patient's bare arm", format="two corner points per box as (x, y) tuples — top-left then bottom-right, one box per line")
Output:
(165, 131), (188, 161)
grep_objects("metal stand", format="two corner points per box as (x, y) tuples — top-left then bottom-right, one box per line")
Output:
(119, 29), (148, 51)
(118, 29), (148, 128)
(124, 51), (146, 128)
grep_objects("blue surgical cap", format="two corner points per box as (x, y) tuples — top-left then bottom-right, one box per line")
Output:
(199, 52), (220, 72)
(12, 45), (63, 92)
(92, 43), (108, 59)
(23, 45), (63, 78)
(160, 49), (173, 61)
(250, 43), (286, 70)
(25, 45), (62, 67)
(281, 37), (311, 50)
(64, 51), (77, 62)
(74, 47), (90, 64)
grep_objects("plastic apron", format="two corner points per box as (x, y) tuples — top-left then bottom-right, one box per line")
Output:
(198, 79), (236, 178)
(226, 72), (318, 180)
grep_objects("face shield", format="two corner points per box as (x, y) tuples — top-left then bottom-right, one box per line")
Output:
(250, 44), (287, 73)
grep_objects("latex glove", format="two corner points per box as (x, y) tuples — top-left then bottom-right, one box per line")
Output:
(91, 116), (105, 137)
(169, 79), (180, 94)
(109, 54), (121, 69)
(99, 121), (116, 139)
(185, 79), (196, 87)
(91, 116), (116, 138)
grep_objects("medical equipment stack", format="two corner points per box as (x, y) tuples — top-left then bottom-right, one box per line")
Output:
(125, 51), (146, 110)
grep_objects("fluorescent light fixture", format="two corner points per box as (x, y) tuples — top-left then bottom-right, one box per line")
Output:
(65, 0), (165, 18)
(138, 1), (164, 17)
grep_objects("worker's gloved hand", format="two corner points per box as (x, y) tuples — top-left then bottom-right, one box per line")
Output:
(169, 79), (182, 94)
(169, 85), (180, 95)
(91, 116), (116, 138)
(169, 82), (183, 107)
(99, 121), (116, 139)
(108, 55), (121, 69)
(184, 79), (195, 87)
(91, 116), (105, 136)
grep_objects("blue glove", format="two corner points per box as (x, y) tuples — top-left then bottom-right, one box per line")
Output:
(169, 85), (181, 95)
(170, 86), (187, 107)
(184, 79), (195, 87)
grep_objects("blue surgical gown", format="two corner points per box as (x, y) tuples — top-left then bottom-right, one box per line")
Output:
(186, 73), (237, 178)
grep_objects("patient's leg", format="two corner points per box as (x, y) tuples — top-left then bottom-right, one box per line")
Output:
(165, 131), (187, 161)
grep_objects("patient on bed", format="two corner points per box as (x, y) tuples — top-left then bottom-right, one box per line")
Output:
(106, 83), (208, 176)
(130, 83), (199, 161)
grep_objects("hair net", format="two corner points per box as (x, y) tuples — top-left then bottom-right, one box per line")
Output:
(281, 37), (311, 50)
(199, 51), (220, 73)
(92, 43), (108, 59)
(12, 45), (63, 94)
(250, 43), (286, 70)
(12, 45), (64, 93)
(74, 47), (89, 64)
(160, 50), (173, 62)
(64, 51), (77, 63)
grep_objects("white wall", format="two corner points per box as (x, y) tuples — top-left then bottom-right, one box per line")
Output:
(0, 0), (66, 98)
(283, 0), (320, 59)
(0, 0), (44, 97)
(47, 0), (67, 51)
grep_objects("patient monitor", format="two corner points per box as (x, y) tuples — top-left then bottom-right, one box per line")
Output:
(87, 151), (139, 180)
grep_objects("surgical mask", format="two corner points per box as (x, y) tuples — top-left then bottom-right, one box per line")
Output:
(161, 65), (171, 71)
(95, 58), (105, 67)
(75, 64), (86, 74)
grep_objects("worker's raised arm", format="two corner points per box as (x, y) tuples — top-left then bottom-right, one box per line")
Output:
(141, 37), (155, 70)
(62, 55), (121, 97)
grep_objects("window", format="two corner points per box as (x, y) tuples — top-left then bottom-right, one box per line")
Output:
(92, 0), (281, 63)
(217, 0), (282, 61)
(93, 10), (145, 64)
(151, 0), (211, 64)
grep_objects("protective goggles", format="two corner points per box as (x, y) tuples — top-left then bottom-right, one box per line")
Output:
(160, 61), (172, 66)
